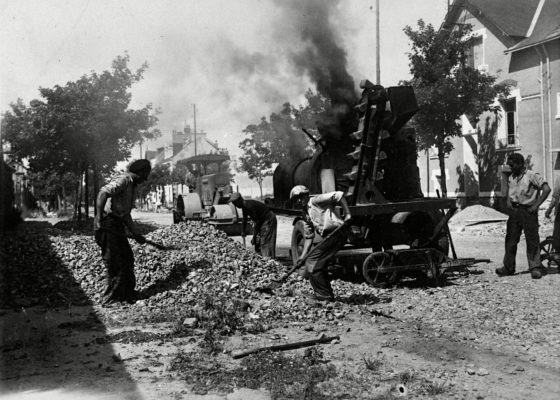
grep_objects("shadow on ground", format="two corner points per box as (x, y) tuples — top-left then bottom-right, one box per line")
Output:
(0, 221), (141, 398)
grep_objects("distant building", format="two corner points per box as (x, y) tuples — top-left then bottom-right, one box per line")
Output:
(145, 125), (230, 173)
(419, 0), (560, 208)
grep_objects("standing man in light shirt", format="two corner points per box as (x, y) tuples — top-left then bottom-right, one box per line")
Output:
(496, 153), (551, 279)
(544, 174), (560, 267)
(93, 159), (151, 305)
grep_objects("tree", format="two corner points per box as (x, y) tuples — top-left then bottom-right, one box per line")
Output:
(138, 163), (171, 207)
(238, 90), (331, 193)
(403, 20), (509, 196)
(237, 141), (273, 200)
(3, 54), (160, 218)
(170, 161), (193, 188)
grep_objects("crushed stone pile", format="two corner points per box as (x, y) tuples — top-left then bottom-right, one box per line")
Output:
(448, 204), (555, 238)
(449, 205), (508, 226)
(0, 221), (381, 327)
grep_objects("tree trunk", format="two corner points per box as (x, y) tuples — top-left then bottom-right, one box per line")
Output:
(437, 146), (448, 197)
(77, 172), (83, 221)
(73, 181), (79, 220)
(93, 163), (99, 216)
(84, 163), (89, 219)
(62, 185), (66, 211)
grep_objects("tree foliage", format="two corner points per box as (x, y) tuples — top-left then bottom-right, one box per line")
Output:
(403, 20), (509, 196)
(237, 90), (332, 193)
(138, 163), (171, 204)
(3, 54), (160, 212)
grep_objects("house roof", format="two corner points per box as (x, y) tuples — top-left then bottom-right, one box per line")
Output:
(444, 0), (559, 53)
(468, 0), (541, 37)
(444, 0), (540, 37)
(506, 0), (560, 52)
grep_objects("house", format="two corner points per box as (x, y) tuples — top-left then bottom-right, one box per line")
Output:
(418, 0), (560, 207)
(142, 125), (233, 207)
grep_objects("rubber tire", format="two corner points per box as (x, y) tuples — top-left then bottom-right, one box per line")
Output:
(291, 220), (307, 266)
(436, 234), (450, 256)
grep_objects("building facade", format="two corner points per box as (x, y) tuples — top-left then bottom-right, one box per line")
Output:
(418, 0), (560, 208)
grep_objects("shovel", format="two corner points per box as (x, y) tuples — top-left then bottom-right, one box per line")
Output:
(256, 222), (351, 293)
(256, 261), (303, 294)
(143, 239), (172, 251)
(98, 228), (175, 251)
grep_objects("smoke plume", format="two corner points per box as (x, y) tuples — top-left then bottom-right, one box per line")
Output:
(273, 0), (358, 141)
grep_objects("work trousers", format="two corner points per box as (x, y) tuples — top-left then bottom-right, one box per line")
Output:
(94, 215), (136, 304)
(254, 213), (277, 259)
(303, 225), (349, 299)
(503, 207), (542, 272)
(552, 210), (560, 252)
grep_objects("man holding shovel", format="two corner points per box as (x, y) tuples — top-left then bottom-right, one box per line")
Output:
(229, 192), (277, 259)
(93, 159), (151, 305)
(290, 185), (352, 302)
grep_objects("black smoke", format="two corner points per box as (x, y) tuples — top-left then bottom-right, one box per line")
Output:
(274, 0), (358, 141)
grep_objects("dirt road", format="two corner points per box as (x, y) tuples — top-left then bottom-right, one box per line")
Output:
(1, 211), (559, 400)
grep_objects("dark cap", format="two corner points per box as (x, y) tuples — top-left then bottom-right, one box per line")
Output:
(128, 159), (152, 174)
(229, 192), (243, 203)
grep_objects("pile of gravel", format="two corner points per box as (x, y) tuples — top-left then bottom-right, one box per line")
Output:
(0, 221), (381, 327)
(449, 205), (508, 226)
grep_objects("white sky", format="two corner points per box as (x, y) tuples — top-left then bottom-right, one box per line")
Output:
(0, 0), (448, 158)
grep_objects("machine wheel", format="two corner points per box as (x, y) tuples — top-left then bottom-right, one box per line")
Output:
(210, 204), (237, 221)
(540, 236), (559, 266)
(425, 250), (444, 286)
(436, 234), (450, 256)
(173, 195), (185, 223)
(182, 193), (203, 218)
(291, 220), (307, 266)
(362, 252), (398, 288)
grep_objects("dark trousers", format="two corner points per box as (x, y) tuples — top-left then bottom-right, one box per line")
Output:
(503, 207), (542, 272)
(304, 225), (349, 298)
(94, 215), (136, 303)
(255, 213), (277, 258)
(552, 210), (560, 252)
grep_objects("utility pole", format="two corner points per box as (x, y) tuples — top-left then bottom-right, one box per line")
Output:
(193, 104), (197, 156)
(375, 0), (380, 85)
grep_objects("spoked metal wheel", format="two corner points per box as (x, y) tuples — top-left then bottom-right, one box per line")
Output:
(362, 251), (398, 288)
(425, 249), (444, 286)
(540, 237), (559, 266)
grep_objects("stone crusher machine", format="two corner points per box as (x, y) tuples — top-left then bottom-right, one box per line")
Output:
(273, 80), (488, 287)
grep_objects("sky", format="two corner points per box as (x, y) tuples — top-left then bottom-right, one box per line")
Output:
(0, 0), (449, 159)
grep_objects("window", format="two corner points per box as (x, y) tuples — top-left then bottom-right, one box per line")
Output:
(503, 99), (517, 146)
(466, 36), (483, 69)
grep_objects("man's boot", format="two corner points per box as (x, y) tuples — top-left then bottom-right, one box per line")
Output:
(495, 266), (515, 276)
(530, 268), (542, 279)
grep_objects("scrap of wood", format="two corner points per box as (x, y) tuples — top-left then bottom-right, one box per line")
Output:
(231, 335), (340, 359)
